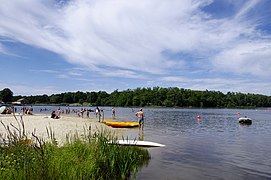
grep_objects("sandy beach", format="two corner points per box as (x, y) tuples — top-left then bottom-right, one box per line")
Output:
(0, 113), (125, 145)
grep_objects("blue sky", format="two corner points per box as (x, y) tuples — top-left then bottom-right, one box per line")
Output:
(0, 0), (271, 96)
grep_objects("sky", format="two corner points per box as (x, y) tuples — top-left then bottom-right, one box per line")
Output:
(0, 0), (271, 96)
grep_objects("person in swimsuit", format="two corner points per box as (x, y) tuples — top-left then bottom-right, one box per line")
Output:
(136, 108), (144, 126)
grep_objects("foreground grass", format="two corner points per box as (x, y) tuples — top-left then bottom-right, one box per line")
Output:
(0, 116), (150, 180)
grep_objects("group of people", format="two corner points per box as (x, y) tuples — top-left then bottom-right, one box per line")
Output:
(0, 106), (35, 115)
(18, 106), (33, 115)
(50, 107), (99, 119)
(51, 107), (61, 119)
(49, 106), (145, 126)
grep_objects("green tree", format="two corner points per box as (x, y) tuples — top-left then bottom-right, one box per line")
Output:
(79, 99), (84, 105)
(50, 94), (62, 104)
(3, 86), (271, 108)
(133, 96), (140, 106)
(63, 93), (74, 103)
(164, 99), (173, 107)
(73, 91), (86, 103)
(0, 88), (13, 103)
(89, 92), (98, 104)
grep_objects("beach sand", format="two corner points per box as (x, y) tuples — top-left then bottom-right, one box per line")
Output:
(0, 114), (125, 145)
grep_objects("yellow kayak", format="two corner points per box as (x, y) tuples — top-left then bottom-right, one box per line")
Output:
(103, 121), (139, 128)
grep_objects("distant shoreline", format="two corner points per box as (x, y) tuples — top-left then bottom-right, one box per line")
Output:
(9, 104), (261, 109)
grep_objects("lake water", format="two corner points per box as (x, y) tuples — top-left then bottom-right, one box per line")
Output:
(23, 106), (271, 179)
(136, 108), (271, 180)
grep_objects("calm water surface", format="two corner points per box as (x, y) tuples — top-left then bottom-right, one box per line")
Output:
(135, 108), (271, 180)
(29, 106), (271, 179)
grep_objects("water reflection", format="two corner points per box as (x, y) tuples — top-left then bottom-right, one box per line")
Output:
(138, 126), (144, 141)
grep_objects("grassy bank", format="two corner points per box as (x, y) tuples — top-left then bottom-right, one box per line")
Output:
(0, 116), (150, 180)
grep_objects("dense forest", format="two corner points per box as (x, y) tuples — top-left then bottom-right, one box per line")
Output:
(1, 87), (271, 108)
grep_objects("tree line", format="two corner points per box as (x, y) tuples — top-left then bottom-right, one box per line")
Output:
(1, 87), (271, 108)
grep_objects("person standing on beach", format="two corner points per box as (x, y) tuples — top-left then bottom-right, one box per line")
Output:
(136, 109), (144, 126)
(86, 109), (90, 118)
(95, 107), (100, 118)
(95, 106), (102, 122)
(112, 107), (116, 118)
(56, 107), (61, 118)
(80, 108), (84, 118)
(29, 106), (33, 114)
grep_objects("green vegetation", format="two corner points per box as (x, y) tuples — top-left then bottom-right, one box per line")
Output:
(0, 88), (13, 103)
(0, 117), (150, 180)
(2, 87), (271, 108)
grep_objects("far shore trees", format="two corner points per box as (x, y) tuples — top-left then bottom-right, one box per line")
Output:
(8, 87), (271, 108)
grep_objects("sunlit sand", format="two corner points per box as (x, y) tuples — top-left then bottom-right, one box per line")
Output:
(0, 114), (125, 145)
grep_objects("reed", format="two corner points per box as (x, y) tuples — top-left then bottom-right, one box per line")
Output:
(0, 115), (150, 180)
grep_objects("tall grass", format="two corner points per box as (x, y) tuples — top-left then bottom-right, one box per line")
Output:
(0, 115), (150, 180)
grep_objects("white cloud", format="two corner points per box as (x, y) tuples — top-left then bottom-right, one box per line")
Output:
(0, 0), (227, 75)
(161, 76), (191, 83)
(212, 41), (271, 77)
(0, 0), (271, 95)
(234, 0), (261, 20)
(68, 71), (82, 77)
(29, 69), (59, 74)
(101, 69), (145, 79)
